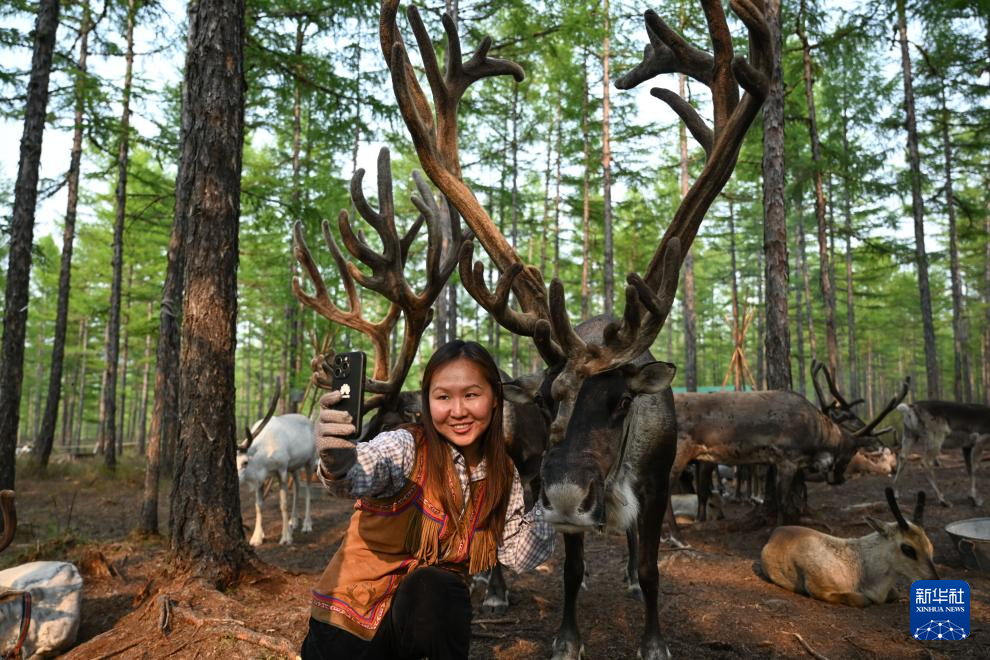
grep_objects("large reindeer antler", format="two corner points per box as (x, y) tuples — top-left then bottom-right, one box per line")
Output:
(382, 1), (771, 374)
(293, 147), (467, 413)
(812, 360), (910, 439)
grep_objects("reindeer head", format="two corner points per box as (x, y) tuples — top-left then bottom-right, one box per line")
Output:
(811, 361), (910, 484)
(865, 488), (939, 582)
(380, 1), (771, 532)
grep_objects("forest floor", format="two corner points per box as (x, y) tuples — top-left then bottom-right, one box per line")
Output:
(3, 451), (989, 659)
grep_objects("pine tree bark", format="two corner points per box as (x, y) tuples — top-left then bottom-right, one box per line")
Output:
(798, 0), (839, 387)
(762, 0), (791, 391)
(680, 72), (698, 392)
(935, 74), (970, 401)
(553, 98), (562, 280)
(897, 0), (939, 398)
(580, 58), (592, 320)
(167, 0), (248, 582)
(117, 265), (134, 453)
(509, 84), (520, 376)
(984, 191), (990, 405)
(840, 93), (859, 400)
(601, 0), (614, 318)
(74, 318), (90, 448)
(99, 0), (137, 470)
(285, 18), (305, 413)
(0, 0), (60, 490)
(137, 302), (153, 455)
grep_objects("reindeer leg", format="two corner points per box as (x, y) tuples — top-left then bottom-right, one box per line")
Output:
(289, 471), (300, 531)
(637, 474), (671, 660)
(551, 532), (585, 660)
(481, 562), (510, 615)
(776, 464), (798, 526)
(967, 435), (986, 506)
(278, 470), (293, 544)
(625, 527), (642, 601)
(301, 466), (314, 532)
(921, 455), (950, 508)
(250, 487), (265, 546)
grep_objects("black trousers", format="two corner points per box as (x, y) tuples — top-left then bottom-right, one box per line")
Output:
(301, 566), (472, 660)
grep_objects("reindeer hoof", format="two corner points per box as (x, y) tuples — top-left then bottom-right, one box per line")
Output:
(550, 637), (584, 660)
(970, 496), (983, 507)
(302, 520), (313, 533)
(481, 596), (509, 615)
(627, 583), (644, 602)
(939, 499), (952, 508)
(637, 639), (672, 660)
(279, 535), (293, 545)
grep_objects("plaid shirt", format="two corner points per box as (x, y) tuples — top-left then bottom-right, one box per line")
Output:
(318, 427), (555, 573)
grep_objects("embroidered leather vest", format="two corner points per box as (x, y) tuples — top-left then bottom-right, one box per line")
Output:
(310, 426), (498, 640)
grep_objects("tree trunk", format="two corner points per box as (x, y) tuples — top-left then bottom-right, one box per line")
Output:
(756, 251), (765, 389)
(984, 191), (990, 406)
(553, 97), (562, 280)
(897, 0), (939, 398)
(798, 0), (839, 387)
(509, 84), (520, 376)
(285, 17), (305, 414)
(794, 276), (806, 395)
(796, 206), (817, 363)
(99, 0), (136, 470)
(680, 72), (698, 392)
(936, 75), (969, 401)
(601, 0), (615, 318)
(0, 0), (60, 490)
(728, 199), (741, 392)
(75, 318), (90, 448)
(168, 0), (248, 583)
(580, 58), (592, 320)
(840, 93), (859, 400)
(117, 265), (134, 454)
(137, 302), (153, 455)
(762, 0), (791, 392)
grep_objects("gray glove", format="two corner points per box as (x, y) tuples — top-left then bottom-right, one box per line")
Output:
(316, 390), (358, 479)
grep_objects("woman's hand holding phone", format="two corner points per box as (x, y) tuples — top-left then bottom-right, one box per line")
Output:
(316, 390), (358, 479)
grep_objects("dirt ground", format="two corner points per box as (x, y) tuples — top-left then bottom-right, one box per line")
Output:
(2, 451), (988, 659)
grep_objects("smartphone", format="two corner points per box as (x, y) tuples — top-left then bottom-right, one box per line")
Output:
(329, 351), (366, 439)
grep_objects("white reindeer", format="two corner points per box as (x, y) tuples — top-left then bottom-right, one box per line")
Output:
(760, 488), (937, 607)
(237, 386), (317, 546)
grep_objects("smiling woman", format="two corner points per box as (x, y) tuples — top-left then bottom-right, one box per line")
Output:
(301, 339), (555, 660)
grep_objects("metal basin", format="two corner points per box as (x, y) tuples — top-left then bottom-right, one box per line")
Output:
(945, 518), (990, 573)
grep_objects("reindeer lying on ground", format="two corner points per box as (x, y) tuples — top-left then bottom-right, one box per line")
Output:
(761, 488), (937, 606)
(894, 400), (990, 507)
(236, 384), (316, 546)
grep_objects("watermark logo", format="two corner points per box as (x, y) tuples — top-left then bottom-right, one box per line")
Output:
(910, 580), (969, 641)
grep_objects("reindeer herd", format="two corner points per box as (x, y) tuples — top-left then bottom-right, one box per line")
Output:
(237, 1), (990, 658)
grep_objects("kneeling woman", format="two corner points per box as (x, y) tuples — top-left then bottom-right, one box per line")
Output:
(302, 340), (555, 659)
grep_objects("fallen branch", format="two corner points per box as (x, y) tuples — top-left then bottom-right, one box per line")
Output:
(474, 617), (518, 625)
(472, 630), (507, 640)
(789, 632), (829, 660)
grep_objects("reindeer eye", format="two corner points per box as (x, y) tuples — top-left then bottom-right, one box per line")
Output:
(900, 543), (917, 560)
(617, 395), (633, 414)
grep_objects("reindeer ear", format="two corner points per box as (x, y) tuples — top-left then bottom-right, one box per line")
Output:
(864, 516), (890, 537)
(625, 361), (676, 395)
(502, 373), (542, 405)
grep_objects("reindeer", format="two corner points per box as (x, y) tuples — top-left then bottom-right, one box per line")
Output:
(760, 488), (937, 606)
(673, 375), (908, 525)
(893, 399), (990, 507)
(378, 2), (772, 657)
(236, 381), (317, 546)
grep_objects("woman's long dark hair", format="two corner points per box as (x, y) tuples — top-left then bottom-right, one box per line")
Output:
(419, 340), (513, 542)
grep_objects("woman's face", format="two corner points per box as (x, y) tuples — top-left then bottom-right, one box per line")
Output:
(428, 357), (497, 463)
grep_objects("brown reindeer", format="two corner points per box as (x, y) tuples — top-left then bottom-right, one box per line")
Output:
(761, 488), (937, 606)
(378, 1), (772, 657)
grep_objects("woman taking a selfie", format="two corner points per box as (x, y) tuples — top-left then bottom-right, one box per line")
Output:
(301, 340), (555, 660)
